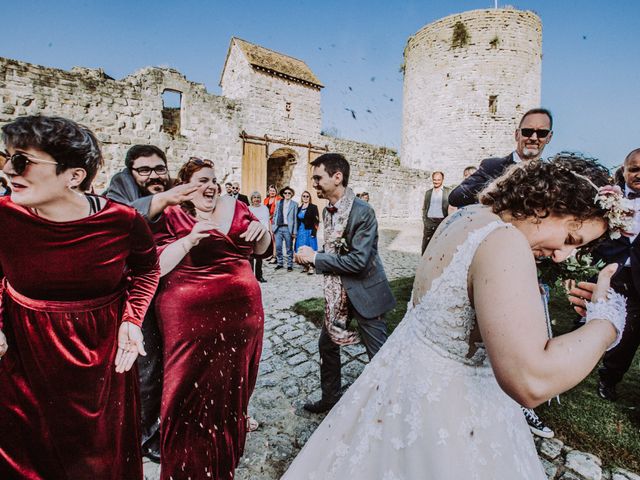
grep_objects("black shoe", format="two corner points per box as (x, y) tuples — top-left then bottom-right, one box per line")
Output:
(597, 380), (618, 401)
(287, 267), (293, 272)
(274, 265), (283, 270)
(303, 398), (338, 414)
(521, 407), (554, 438)
(144, 449), (161, 464)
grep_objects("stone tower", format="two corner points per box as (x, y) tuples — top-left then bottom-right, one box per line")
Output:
(401, 8), (542, 180)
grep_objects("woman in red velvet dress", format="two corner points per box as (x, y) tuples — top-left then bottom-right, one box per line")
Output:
(154, 159), (270, 480)
(0, 116), (160, 480)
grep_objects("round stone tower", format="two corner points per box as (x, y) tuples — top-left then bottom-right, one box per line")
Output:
(401, 8), (542, 179)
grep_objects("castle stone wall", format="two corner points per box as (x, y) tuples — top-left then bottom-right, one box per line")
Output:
(401, 8), (542, 182)
(0, 57), (243, 189)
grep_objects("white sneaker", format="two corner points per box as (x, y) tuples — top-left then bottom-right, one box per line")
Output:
(521, 407), (554, 438)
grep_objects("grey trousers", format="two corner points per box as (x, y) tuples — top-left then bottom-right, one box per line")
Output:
(318, 308), (388, 402)
(137, 300), (163, 453)
(422, 217), (444, 254)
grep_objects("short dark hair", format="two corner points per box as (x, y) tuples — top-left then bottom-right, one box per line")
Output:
(125, 144), (167, 169)
(2, 115), (102, 191)
(310, 153), (350, 186)
(225, 182), (232, 187)
(518, 108), (553, 130)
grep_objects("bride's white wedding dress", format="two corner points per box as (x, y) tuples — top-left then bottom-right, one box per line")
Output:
(283, 221), (546, 480)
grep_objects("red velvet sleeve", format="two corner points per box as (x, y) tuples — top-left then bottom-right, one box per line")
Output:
(151, 207), (181, 255)
(121, 213), (160, 327)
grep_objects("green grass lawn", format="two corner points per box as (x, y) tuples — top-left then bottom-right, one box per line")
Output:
(292, 276), (640, 472)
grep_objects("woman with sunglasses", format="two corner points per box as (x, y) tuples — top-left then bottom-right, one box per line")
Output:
(153, 158), (270, 479)
(0, 116), (160, 479)
(295, 190), (320, 274)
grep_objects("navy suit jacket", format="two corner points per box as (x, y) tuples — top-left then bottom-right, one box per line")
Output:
(448, 153), (515, 207)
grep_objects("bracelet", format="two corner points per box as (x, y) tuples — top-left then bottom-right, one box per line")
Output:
(585, 288), (627, 351)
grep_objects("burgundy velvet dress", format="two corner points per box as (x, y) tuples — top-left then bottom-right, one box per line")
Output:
(154, 203), (264, 480)
(0, 196), (159, 480)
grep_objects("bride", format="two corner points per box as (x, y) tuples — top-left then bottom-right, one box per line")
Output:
(283, 155), (627, 479)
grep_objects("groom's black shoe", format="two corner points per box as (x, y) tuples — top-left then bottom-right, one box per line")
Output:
(303, 398), (338, 414)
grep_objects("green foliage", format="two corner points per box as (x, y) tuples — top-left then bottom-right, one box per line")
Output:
(451, 21), (470, 48)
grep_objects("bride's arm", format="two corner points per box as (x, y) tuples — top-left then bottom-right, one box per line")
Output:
(470, 227), (616, 408)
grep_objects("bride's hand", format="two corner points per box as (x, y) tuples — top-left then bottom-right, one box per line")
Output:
(568, 263), (618, 316)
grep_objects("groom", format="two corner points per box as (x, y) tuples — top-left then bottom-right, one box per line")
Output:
(295, 153), (396, 413)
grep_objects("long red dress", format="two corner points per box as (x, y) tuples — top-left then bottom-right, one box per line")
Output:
(154, 203), (264, 480)
(0, 196), (159, 480)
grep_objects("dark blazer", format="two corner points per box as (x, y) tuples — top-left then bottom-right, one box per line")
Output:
(236, 193), (250, 206)
(103, 168), (155, 220)
(299, 203), (320, 235)
(422, 185), (452, 222)
(315, 198), (396, 319)
(448, 153), (515, 207)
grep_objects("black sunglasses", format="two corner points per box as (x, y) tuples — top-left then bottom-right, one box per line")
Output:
(3, 151), (58, 176)
(188, 158), (214, 167)
(519, 128), (551, 139)
(131, 165), (168, 176)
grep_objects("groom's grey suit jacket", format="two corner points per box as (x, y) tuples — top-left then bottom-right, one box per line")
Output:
(314, 198), (396, 319)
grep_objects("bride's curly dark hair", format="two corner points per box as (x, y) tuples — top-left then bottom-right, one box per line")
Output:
(479, 153), (611, 222)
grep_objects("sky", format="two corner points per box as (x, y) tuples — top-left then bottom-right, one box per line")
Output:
(2, 0), (639, 169)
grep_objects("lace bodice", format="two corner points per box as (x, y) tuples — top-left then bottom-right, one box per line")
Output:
(406, 220), (510, 366)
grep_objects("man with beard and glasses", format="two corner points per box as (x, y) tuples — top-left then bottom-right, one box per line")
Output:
(104, 144), (197, 463)
(448, 109), (556, 440)
(448, 108), (554, 207)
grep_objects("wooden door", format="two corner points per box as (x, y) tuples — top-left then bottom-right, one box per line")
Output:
(242, 141), (267, 197)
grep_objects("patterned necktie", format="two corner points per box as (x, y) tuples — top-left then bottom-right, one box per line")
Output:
(628, 191), (640, 199)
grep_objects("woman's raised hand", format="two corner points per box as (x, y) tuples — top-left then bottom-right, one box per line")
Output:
(568, 263), (618, 316)
(186, 221), (215, 247)
(239, 220), (267, 243)
(115, 321), (146, 373)
(0, 329), (8, 358)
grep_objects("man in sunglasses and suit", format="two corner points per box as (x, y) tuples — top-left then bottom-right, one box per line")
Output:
(447, 108), (556, 440)
(104, 145), (197, 464)
(448, 108), (554, 207)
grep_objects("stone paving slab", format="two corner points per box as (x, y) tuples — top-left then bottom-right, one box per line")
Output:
(144, 227), (639, 480)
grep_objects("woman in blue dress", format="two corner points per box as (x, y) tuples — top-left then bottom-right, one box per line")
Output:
(295, 190), (320, 274)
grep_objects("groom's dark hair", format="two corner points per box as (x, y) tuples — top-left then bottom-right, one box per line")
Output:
(311, 153), (350, 187)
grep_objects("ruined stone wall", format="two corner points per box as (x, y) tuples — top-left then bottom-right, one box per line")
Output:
(0, 57), (244, 190)
(221, 42), (322, 144)
(402, 8), (542, 182)
(323, 135), (431, 221)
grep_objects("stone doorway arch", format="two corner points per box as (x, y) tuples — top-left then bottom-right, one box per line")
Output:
(267, 148), (297, 193)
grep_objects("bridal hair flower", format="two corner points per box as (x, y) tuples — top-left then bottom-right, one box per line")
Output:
(572, 173), (635, 239)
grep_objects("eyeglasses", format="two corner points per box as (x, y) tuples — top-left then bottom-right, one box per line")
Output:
(283, 191), (293, 196)
(131, 165), (168, 176)
(301, 195), (310, 198)
(519, 128), (551, 139)
(4, 151), (58, 176)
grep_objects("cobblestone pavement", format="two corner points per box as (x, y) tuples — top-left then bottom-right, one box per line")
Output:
(144, 225), (640, 480)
